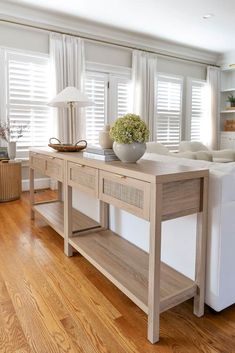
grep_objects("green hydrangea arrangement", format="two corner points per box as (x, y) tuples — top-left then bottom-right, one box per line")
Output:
(109, 114), (149, 144)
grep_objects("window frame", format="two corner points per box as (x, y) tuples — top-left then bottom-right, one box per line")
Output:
(0, 47), (51, 158)
(155, 72), (183, 151)
(85, 70), (109, 145)
(186, 77), (208, 142)
(85, 62), (132, 145)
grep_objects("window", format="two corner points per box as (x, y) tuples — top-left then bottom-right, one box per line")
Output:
(85, 72), (108, 146)
(155, 74), (183, 151)
(85, 70), (131, 145)
(3, 50), (51, 158)
(187, 79), (207, 142)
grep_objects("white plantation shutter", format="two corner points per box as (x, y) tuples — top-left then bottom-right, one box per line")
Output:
(85, 71), (131, 145)
(6, 51), (50, 157)
(189, 80), (207, 141)
(117, 79), (131, 117)
(85, 72), (107, 145)
(155, 74), (183, 151)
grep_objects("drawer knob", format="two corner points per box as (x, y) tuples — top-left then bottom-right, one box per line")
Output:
(77, 164), (85, 168)
(116, 174), (126, 179)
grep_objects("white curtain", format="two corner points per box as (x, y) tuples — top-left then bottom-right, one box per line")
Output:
(132, 50), (157, 140)
(207, 66), (220, 149)
(50, 33), (85, 143)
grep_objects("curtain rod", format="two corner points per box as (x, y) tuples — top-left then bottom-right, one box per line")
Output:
(0, 18), (220, 68)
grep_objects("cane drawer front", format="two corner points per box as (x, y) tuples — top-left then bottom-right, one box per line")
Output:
(68, 162), (98, 197)
(30, 152), (46, 173)
(45, 157), (64, 181)
(99, 170), (150, 220)
(162, 178), (201, 221)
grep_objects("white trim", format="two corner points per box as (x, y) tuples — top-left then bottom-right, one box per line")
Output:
(186, 77), (193, 140)
(0, 4), (219, 65)
(86, 61), (131, 76)
(22, 177), (50, 191)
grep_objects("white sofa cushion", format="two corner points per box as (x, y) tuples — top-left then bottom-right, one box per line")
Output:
(146, 142), (169, 155)
(170, 151), (196, 159)
(195, 151), (213, 161)
(179, 141), (209, 152)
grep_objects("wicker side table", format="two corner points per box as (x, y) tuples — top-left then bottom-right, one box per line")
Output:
(0, 161), (22, 202)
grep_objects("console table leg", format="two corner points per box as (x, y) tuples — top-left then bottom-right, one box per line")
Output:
(58, 181), (63, 201)
(64, 184), (73, 257)
(148, 183), (162, 343)
(100, 200), (109, 229)
(193, 177), (208, 317)
(29, 168), (35, 220)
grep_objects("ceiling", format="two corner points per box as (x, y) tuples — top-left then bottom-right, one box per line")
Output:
(4, 0), (235, 53)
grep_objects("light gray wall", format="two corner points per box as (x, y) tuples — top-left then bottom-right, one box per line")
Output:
(0, 22), (206, 76)
(0, 22), (49, 53)
(85, 41), (131, 67)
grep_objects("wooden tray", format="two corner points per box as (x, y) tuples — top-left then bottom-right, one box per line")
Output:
(48, 138), (87, 152)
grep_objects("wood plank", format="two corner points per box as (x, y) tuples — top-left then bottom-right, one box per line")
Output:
(0, 273), (31, 353)
(33, 201), (99, 238)
(69, 230), (197, 315)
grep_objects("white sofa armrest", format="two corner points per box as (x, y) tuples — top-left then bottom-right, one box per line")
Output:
(211, 149), (235, 163)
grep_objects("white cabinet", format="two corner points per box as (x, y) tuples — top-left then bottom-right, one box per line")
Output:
(220, 132), (235, 149)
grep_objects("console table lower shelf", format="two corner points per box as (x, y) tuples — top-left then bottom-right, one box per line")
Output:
(33, 201), (100, 237)
(70, 230), (197, 315)
(33, 201), (197, 316)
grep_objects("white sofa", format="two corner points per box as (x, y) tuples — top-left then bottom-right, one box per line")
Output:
(179, 140), (235, 163)
(143, 147), (235, 311)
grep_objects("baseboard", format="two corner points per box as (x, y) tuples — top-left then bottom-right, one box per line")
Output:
(22, 177), (50, 191)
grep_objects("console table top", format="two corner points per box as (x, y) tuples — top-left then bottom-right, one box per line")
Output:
(29, 147), (209, 183)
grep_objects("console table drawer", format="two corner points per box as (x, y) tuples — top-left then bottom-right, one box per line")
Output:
(30, 153), (46, 173)
(99, 170), (150, 220)
(45, 157), (64, 182)
(68, 162), (98, 197)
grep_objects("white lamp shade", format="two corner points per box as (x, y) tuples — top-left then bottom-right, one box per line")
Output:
(48, 86), (94, 107)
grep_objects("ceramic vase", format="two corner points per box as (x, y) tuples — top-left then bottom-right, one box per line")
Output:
(8, 141), (16, 160)
(99, 124), (113, 149)
(113, 142), (146, 163)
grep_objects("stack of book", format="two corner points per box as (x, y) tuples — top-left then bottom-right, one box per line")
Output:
(83, 146), (119, 161)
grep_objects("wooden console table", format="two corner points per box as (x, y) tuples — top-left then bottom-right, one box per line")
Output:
(29, 147), (208, 344)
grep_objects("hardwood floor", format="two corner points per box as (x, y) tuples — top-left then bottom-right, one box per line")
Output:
(0, 190), (235, 353)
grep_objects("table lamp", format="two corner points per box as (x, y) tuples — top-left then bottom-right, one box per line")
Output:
(48, 86), (94, 145)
